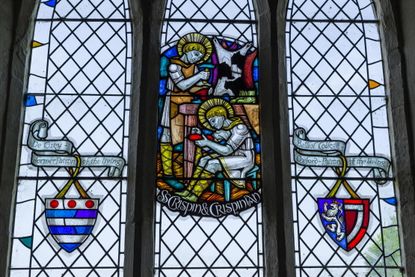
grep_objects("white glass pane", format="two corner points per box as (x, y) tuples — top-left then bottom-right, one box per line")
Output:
(9, 1), (132, 275)
(286, 0), (403, 276)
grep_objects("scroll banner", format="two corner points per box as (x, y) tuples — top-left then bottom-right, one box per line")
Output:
(293, 128), (391, 184)
(28, 120), (125, 177)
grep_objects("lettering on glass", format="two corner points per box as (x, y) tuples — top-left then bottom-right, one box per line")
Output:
(9, 0), (132, 274)
(156, 32), (261, 217)
(286, 0), (403, 274)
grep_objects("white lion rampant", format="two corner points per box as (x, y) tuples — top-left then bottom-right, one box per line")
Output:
(322, 201), (345, 241)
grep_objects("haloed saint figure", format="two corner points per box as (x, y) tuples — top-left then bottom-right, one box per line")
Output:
(176, 98), (256, 202)
(159, 33), (213, 182)
(157, 32), (261, 217)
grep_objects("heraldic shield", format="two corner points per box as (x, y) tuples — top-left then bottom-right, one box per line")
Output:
(44, 155), (100, 253)
(318, 198), (370, 251)
(293, 129), (391, 251)
(45, 198), (99, 252)
(27, 120), (126, 252)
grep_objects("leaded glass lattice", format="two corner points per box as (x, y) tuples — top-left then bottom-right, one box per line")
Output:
(154, 0), (264, 276)
(8, 0), (132, 276)
(286, 0), (403, 276)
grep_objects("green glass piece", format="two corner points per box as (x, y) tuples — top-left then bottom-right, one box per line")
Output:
(19, 236), (33, 249)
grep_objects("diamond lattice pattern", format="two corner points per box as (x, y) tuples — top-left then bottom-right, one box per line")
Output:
(287, 1), (402, 276)
(287, 0), (377, 21)
(166, 0), (255, 21)
(155, 206), (263, 277)
(156, 1), (263, 276)
(38, 0), (130, 19)
(9, 0), (132, 276)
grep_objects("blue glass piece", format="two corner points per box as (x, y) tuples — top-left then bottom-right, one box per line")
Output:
(164, 47), (178, 58)
(383, 197), (398, 205)
(49, 226), (94, 235)
(165, 179), (185, 190)
(202, 129), (213, 135)
(45, 210), (77, 218)
(225, 41), (239, 50)
(19, 236), (33, 249)
(253, 58), (259, 67)
(46, 209), (98, 218)
(59, 243), (81, 253)
(157, 126), (163, 140)
(24, 95), (37, 107)
(246, 166), (259, 189)
(253, 67), (259, 82)
(223, 180), (231, 202)
(173, 143), (183, 152)
(255, 143), (261, 153)
(198, 64), (215, 69)
(160, 57), (169, 78)
(75, 226), (94, 234)
(216, 172), (226, 180)
(49, 226), (76, 235)
(159, 79), (167, 96)
(44, 0), (57, 7)
(75, 210), (98, 218)
(210, 173), (231, 201)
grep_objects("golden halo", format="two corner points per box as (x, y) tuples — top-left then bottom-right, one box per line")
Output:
(177, 33), (213, 63)
(198, 98), (234, 130)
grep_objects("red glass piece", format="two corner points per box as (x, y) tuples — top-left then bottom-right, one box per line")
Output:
(67, 200), (77, 208)
(187, 134), (214, 141)
(85, 200), (95, 209)
(50, 200), (59, 209)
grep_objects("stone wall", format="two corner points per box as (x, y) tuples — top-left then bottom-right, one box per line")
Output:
(395, 0), (415, 273)
(397, 0), (415, 162)
(0, 0), (18, 161)
(0, 0), (19, 273)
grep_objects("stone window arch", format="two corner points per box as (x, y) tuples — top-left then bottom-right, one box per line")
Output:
(0, 0), (141, 275)
(0, 0), (414, 276)
(277, 0), (415, 275)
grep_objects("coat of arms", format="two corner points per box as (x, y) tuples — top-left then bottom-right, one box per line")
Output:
(293, 128), (391, 251)
(27, 120), (125, 252)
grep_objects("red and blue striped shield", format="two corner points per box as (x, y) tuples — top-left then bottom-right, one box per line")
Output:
(45, 198), (99, 252)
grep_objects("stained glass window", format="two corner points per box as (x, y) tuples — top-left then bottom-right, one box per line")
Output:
(286, 0), (403, 275)
(8, 0), (132, 275)
(155, 0), (264, 276)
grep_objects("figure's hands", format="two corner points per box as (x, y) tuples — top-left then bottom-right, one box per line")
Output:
(188, 130), (214, 142)
(196, 81), (211, 87)
(195, 134), (210, 147)
(240, 43), (252, 56)
(198, 71), (210, 81)
(213, 130), (229, 141)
